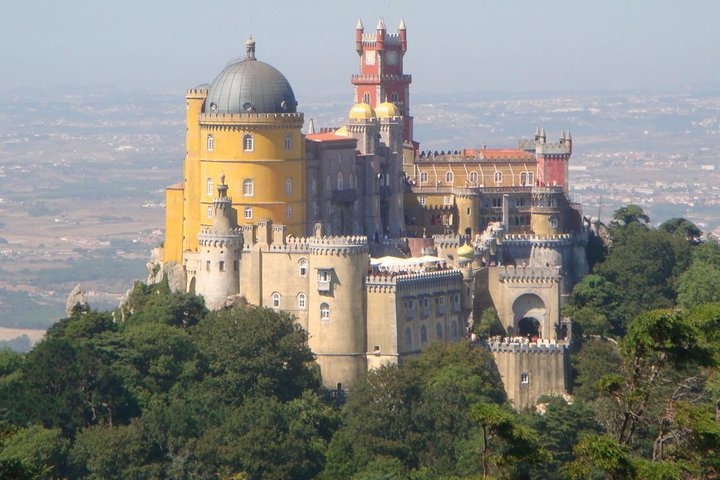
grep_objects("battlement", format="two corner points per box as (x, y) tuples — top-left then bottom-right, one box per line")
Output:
(487, 339), (566, 353)
(309, 235), (369, 256)
(186, 87), (208, 98)
(502, 233), (575, 247)
(366, 268), (463, 288)
(199, 112), (304, 127)
(433, 234), (464, 248)
(416, 149), (536, 163)
(351, 74), (412, 84)
(496, 265), (561, 283)
(536, 143), (571, 155)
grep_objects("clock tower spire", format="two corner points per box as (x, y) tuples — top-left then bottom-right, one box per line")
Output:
(351, 17), (413, 144)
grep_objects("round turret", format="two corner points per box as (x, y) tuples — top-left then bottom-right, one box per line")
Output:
(349, 102), (376, 120)
(456, 242), (475, 261)
(375, 101), (401, 118)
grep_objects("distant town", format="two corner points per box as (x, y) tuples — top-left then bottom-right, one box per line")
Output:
(0, 88), (718, 331)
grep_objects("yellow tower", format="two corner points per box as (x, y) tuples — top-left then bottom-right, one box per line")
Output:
(164, 37), (306, 263)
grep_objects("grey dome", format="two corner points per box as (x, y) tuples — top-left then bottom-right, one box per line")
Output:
(205, 47), (297, 114)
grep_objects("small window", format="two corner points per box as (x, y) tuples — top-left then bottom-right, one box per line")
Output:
(521, 373), (530, 384)
(550, 216), (558, 228)
(443, 195), (453, 206)
(207, 206), (213, 218)
(243, 179), (254, 196)
(313, 202), (320, 216)
(520, 172), (527, 185)
(311, 177), (317, 194)
(286, 205), (293, 218)
(205, 260), (210, 271)
(234, 260), (239, 272)
(326, 175), (332, 191)
(244, 207), (253, 219)
(494, 171), (503, 184)
(527, 172), (534, 185)
(219, 261), (225, 272)
(336, 171), (344, 190)
(271, 292), (281, 309)
(320, 302), (330, 320)
(436, 323), (443, 339)
(420, 171), (428, 183)
(298, 293), (307, 309)
(420, 325), (428, 344)
(469, 171), (478, 184)
(243, 133), (254, 152)
(451, 321), (458, 339)
(445, 171), (454, 184)
(298, 259), (308, 276)
(373, 345), (381, 353)
(391, 92), (399, 103)
(363, 92), (370, 104)
(285, 177), (293, 197)
(207, 134), (214, 151)
(206, 177), (214, 196)
(284, 133), (292, 150)
(405, 327), (412, 347)
(418, 195), (426, 206)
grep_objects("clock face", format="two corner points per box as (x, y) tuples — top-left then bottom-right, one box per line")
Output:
(386, 50), (399, 66)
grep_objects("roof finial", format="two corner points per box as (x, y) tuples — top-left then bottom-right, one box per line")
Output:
(308, 118), (316, 134)
(356, 18), (364, 30)
(245, 35), (256, 60)
(399, 18), (406, 30)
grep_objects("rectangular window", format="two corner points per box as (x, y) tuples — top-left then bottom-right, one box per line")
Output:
(244, 207), (253, 219)
(205, 261), (210, 272)
(219, 261), (225, 272)
(234, 260), (239, 272)
(285, 133), (292, 150)
(207, 206), (213, 218)
(521, 373), (530, 384)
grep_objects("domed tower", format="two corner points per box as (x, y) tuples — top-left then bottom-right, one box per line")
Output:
(165, 37), (305, 263)
(195, 174), (242, 309)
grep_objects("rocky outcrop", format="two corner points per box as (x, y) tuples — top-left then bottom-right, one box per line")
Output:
(146, 247), (186, 293)
(65, 284), (88, 316)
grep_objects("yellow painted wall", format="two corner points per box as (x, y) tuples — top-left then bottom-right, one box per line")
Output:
(164, 186), (184, 263)
(410, 162), (537, 188)
(181, 89), (207, 254)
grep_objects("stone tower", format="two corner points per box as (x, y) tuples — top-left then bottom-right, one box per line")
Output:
(353, 18), (413, 143)
(307, 231), (370, 390)
(195, 174), (242, 309)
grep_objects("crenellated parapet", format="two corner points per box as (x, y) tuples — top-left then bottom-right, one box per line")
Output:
(198, 112), (304, 129)
(309, 235), (369, 256)
(497, 265), (561, 283)
(433, 234), (466, 249)
(502, 233), (574, 247)
(365, 269), (463, 293)
(487, 339), (566, 353)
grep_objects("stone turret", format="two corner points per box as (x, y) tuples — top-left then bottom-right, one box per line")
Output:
(195, 174), (242, 309)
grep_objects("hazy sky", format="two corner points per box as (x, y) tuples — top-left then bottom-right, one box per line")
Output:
(2, 0), (718, 99)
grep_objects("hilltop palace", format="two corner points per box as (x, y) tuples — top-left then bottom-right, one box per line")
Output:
(157, 19), (589, 409)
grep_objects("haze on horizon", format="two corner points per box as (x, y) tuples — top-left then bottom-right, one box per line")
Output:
(1, 0), (718, 100)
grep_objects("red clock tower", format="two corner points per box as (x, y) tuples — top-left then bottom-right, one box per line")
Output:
(352, 18), (414, 144)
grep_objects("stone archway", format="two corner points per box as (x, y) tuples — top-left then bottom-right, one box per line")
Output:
(512, 293), (546, 338)
(188, 276), (196, 294)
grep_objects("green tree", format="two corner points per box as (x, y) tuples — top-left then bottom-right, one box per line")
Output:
(611, 204), (650, 228)
(0, 425), (70, 480)
(572, 338), (622, 401)
(191, 305), (321, 404)
(658, 217), (702, 245)
(564, 434), (637, 480)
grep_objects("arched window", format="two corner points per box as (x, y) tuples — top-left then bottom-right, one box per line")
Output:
(527, 172), (534, 185)
(243, 178), (254, 196)
(313, 202), (320, 216)
(207, 134), (214, 152)
(469, 171), (478, 184)
(311, 177), (317, 194)
(418, 195), (427, 206)
(451, 321), (458, 339)
(391, 92), (399, 103)
(494, 171), (503, 184)
(284, 133), (292, 150)
(445, 171), (454, 184)
(285, 177), (293, 197)
(420, 325), (428, 344)
(520, 172), (527, 186)
(337, 171), (344, 190)
(206, 177), (214, 196)
(207, 206), (213, 218)
(244, 206), (253, 219)
(298, 259), (308, 276)
(363, 92), (370, 104)
(320, 303), (330, 320)
(243, 133), (254, 152)
(436, 323), (443, 339)
(326, 174), (331, 191)
(420, 171), (428, 183)
(271, 292), (281, 309)
(297, 293), (307, 310)
(405, 327), (412, 347)
(286, 205), (293, 218)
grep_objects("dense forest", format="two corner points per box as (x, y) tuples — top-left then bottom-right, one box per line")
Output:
(1, 205), (720, 479)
